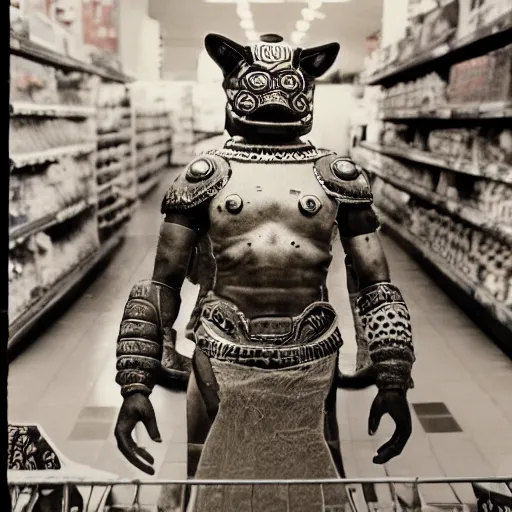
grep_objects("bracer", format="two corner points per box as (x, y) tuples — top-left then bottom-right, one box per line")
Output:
(354, 282), (415, 391)
(116, 280), (181, 397)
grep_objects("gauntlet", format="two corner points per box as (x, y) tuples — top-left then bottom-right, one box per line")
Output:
(354, 282), (415, 391)
(116, 280), (181, 397)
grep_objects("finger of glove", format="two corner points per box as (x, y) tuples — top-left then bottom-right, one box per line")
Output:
(135, 445), (155, 465)
(141, 406), (162, 443)
(368, 397), (384, 436)
(117, 434), (155, 475)
(373, 430), (407, 464)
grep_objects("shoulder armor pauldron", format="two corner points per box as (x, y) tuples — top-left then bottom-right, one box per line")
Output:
(161, 153), (232, 213)
(313, 154), (372, 205)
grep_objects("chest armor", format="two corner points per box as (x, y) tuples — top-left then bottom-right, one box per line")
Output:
(208, 160), (338, 249)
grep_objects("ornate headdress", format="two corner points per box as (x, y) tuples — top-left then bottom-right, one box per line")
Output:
(205, 33), (340, 138)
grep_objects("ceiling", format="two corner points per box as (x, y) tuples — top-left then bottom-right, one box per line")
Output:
(148, 0), (383, 81)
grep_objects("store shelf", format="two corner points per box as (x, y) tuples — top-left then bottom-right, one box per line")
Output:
(375, 207), (512, 351)
(380, 100), (512, 121)
(98, 197), (128, 218)
(365, 9), (512, 86)
(138, 173), (161, 198)
(9, 198), (96, 250)
(354, 149), (512, 246)
(10, 34), (132, 83)
(8, 226), (126, 352)
(98, 130), (131, 146)
(360, 141), (512, 184)
(10, 102), (95, 118)
(11, 143), (96, 169)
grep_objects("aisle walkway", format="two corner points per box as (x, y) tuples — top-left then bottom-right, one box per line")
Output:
(8, 139), (512, 503)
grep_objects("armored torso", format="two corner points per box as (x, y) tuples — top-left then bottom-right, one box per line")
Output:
(162, 138), (372, 319)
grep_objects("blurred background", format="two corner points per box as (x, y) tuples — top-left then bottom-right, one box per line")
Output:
(8, 0), (512, 509)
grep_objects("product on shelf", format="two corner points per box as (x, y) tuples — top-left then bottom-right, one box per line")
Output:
(9, 156), (95, 229)
(9, 118), (96, 154)
(456, 0), (511, 40)
(380, 72), (448, 110)
(447, 44), (512, 104)
(407, 203), (512, 307)
(10, 55), (98, 107)
(8, 240), (41, 322)
(8, 212), (100, 323)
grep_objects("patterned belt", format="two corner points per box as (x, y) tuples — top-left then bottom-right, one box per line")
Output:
(195, 293), (344, 369)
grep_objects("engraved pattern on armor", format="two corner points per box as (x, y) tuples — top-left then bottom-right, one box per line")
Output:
(299, 194), (322, 216)
(117, 339), (161, 358)
(355, 283), (415, 390)
(119, 320), (159, 341)
(116, 355), (161, 371)
(195, 327), (343, 370)
(162, 155), (232, 212)
(8, 425), (61, 470)
(116, 369), (154, 387)
(313, 155), (373, 204)
(206, 146), (331, 163)
(225, 194), (243, 214)
(186, 158), (215, 182)
(123, 299), (159, 324)
(331, 158), (359, 181)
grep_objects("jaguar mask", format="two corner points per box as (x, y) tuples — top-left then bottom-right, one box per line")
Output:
(205, 33), (340, 139)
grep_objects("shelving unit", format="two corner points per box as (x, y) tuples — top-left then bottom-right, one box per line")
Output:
(95, 82), (138, 243)
(8, 34), (133, 353)
(132, 107), (172, 197)
(352, 1), (512, 353)
(363, 8), (512, 86)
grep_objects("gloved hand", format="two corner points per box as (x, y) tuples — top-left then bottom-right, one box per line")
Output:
(368, 389), (412, 464)
(114, 393), (162, 475)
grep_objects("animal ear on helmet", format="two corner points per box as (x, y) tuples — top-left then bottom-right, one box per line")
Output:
(299, 42), (340, 78)
(205, 33), (247, 76)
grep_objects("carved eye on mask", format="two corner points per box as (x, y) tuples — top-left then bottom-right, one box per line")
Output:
(235, 92), (257, 113)
(279, 72), (301, 92)
(292, 93), (309, 113)
(246, 71), (270, 91)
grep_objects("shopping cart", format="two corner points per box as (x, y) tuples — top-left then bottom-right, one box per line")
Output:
(8, 424), (512, 512)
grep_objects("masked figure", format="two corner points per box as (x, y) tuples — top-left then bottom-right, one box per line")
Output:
(114, 33), (415, 512)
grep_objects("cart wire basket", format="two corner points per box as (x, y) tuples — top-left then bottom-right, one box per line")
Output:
(7, 424), (512, 512)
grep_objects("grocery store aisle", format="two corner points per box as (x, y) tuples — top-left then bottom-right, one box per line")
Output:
(8, 138), (512, 502)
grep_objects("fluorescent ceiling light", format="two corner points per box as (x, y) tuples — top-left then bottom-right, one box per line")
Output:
(296, 20), (310, 31)
(236, 5), (252, 17)
(240, 19), (254, 29)
(302, 7), (326, 20)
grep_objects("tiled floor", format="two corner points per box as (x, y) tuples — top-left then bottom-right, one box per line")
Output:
(8, 137), (512, 502)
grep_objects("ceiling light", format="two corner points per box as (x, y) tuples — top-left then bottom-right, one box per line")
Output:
(236, 5), (252, 17)
(240, 19), (254, 29)
(301, 7), (326, 20)
(296, 20), (310, 32)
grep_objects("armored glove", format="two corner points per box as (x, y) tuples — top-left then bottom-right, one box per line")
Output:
(355, 282), (415, 464)
(114, 280), (180, 474)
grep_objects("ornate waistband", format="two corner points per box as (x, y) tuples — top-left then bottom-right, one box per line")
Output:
(195, 293), (343, 369)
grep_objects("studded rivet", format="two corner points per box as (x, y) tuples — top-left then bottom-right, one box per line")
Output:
(299, 195), (322, 216)
(331, 159), (359, 181)
(186, 158), (214, 182)
(225, 194), (243, 214)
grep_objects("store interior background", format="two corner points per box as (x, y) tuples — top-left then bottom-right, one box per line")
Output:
(8, 0), (512, 507)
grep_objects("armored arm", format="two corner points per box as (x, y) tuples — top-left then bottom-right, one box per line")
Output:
(115, 214), (201, 398)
